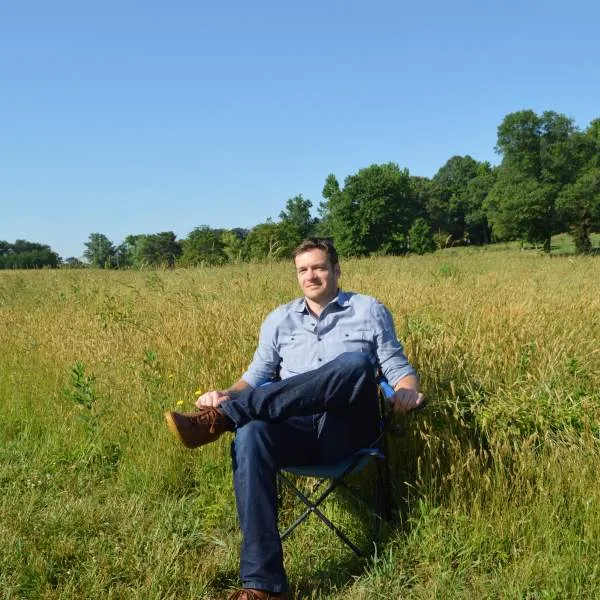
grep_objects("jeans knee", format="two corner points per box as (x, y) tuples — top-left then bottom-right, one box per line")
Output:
(337, 351), (372, 373)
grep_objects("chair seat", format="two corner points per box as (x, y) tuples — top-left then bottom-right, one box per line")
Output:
(281, 447), (385, 479)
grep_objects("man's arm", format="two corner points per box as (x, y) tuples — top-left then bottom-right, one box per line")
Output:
(370, 301), (426, 414)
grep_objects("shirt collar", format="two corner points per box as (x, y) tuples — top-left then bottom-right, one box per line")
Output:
(292, 289), (351, 313)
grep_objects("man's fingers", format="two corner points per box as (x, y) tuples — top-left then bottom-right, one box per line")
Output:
(195, 391), (229, 409)
(394, 389), (426, 414)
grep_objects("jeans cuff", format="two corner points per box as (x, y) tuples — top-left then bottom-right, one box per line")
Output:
(242, 579), (288, 594)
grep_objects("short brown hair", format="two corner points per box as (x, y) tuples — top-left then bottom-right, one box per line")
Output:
(292, 238), (339, 267)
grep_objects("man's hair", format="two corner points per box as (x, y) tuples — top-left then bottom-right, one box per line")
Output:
(292, 238), (339, 267)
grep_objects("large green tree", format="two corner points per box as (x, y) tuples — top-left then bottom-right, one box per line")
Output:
(181, 226), (227, 266)
(136, 232), (182, 267)
(84, 233), (116, 268)
(556, 166), (600, 253)
(243, 220), (300, 261)
(427, 155), (480, 242)
(487, 110), (585, 251)
(554, 119), (600, 252)
(319, 163), (416, 256)
(279, 194), (316, 239)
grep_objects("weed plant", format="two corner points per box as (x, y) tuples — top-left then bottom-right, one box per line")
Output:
(1, 247), (599, 599)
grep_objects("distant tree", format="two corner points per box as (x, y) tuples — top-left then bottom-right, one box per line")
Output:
(556, 166), (600, 253)
(408, 175), (432, 219)
(113, 235), (145, 268)
(408, 218), (435, 254)
(462, 162), (496, 244)
(279, 194), (317, 239)
(244, 220), (300, 261)
(181, 226), (227, 266)
(221, 229), (248, 263)
(136, 232), (182, 267)
(0, 240), (61, 268)
(315, 174), (341, 237)
(488, 110), (585, 252)
(319, 163), (416, 256)
(485, 169), (558, 248)
(63, 257), (86, 268)
(427, 155), (480, 243)
(84, 233), (116, 268)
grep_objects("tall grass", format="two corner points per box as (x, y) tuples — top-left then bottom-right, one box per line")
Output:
(1, 247), (599, 598)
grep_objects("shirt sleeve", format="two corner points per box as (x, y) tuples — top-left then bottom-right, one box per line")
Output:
(241, 308), (282, 388)
(370, 301), (417, 388)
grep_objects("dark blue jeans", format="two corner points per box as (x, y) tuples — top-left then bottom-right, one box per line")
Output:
(219, 352), (380, 594)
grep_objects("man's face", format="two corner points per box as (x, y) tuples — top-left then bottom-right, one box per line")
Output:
(294, 248), (341, 304)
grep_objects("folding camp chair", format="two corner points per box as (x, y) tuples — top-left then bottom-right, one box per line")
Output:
(277, 379), (398, 557)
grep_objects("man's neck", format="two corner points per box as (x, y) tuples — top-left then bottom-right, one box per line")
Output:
(305, 289), (339, 317)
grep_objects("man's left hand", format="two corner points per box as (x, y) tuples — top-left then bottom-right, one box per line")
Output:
(393, 388), (426, 414)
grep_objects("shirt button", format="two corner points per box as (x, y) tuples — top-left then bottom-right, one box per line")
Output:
(317, 337), (321, 341)
(318, 358), (322, 362)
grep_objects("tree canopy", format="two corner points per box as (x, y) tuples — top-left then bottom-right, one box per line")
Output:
(8, 108), (600, 267)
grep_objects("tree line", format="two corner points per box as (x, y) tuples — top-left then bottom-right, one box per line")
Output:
(3, 109), (599, 269)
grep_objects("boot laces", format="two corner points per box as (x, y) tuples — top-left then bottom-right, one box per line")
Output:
(190, 407), (222, 433)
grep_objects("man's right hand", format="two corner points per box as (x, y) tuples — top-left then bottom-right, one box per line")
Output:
(195, 390), (230, 409)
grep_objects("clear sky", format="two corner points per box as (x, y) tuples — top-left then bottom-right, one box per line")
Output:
(2, 0), (599, 259)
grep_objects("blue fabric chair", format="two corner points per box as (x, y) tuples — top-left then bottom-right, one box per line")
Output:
(277, 379), (397, 557)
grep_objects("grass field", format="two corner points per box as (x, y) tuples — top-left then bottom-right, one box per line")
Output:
(1, 245), (599, 599)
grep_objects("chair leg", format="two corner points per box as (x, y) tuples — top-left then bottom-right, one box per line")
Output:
(278, 473), (365, 557)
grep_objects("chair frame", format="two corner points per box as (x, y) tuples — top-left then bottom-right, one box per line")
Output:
(277, 379), (396, 557)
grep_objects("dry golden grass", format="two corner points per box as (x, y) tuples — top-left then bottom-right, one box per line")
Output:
(1, 247), (599, 598)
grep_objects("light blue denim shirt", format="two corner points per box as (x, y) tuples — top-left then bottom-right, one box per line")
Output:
(242, 290), (417, 389)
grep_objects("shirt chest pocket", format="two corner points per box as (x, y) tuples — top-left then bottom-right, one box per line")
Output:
(278, 331), (317, 374)
(339, 329), (375, 355)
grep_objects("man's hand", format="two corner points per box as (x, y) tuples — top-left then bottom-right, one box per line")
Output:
(393, 388), (426, 415)
(195, 390), (229, 409)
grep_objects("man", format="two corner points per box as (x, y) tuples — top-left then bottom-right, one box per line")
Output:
(165, 238), (424, 600)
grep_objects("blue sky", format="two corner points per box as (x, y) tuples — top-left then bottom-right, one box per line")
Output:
(1, 0), (599, 259)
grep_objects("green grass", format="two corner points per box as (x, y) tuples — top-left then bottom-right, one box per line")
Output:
(1, 247), (599, 598)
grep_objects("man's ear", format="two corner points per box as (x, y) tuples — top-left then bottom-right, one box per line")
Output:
(335, 264), (341, 278)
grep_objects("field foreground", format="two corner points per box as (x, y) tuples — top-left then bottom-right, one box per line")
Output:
(1, 247), (599, 599)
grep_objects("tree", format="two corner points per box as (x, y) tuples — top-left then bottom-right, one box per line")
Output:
(556, 166), (600, 253)
(136, 232), (182, 267)
(279, 194), (316, 239)
(181, 226), (227, 266)
(0, 240), (61, 269)
(84, 233), (116, 268)
(462, 162), (496, 244)
(408, 218), (435, 254)
(554, 120), (600, 252)
(244, 220), (300, 261)
(63, 257), (86, 268)
(427, 155), (480, 242)
(221, 229), (248, 263)
(485, 169), (558, 249)
(489, 110), (584, 251)
(319, 163), (416, 256)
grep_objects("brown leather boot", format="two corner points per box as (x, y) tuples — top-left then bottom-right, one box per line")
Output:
(227, 589), (289, 600)
(164, 407), (234, 448)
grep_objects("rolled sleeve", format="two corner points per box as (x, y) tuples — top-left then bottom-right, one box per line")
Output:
(371, 302), (417, 388)
(241, 309), (282, 388)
